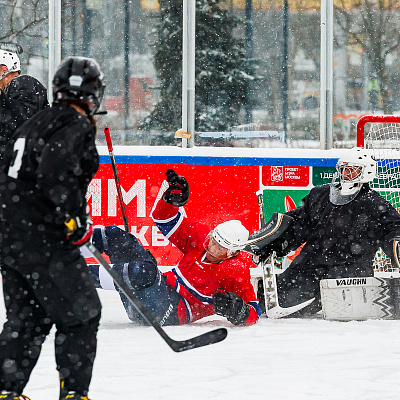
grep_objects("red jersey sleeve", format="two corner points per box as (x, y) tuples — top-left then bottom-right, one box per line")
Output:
(152, 198), (211, 254)
(216, 256), (261, 325)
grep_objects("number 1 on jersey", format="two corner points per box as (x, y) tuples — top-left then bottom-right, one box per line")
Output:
(8, 137), (26, 179)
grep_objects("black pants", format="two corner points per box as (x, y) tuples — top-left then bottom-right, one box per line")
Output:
(91, 226), (180, 326)
(0, 225), (101, 396)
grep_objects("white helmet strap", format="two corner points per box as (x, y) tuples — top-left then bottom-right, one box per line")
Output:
(0, 69), (13, 81)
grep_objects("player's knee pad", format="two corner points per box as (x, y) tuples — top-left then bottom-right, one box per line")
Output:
(112, 260), (157, 291)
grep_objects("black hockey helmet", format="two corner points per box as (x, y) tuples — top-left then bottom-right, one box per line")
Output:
(53, 56), (105, 115)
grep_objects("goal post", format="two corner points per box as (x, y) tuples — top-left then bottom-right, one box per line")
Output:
(357, 114), (400, 274)
(357, 115), (400, 147)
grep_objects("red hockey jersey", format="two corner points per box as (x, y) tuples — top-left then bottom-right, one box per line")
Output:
(152, 199), (261, 325)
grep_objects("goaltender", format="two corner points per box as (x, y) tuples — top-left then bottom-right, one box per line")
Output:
(246, 147), (400, 318)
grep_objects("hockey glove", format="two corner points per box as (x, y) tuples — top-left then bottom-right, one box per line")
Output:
(213, 289), (251, 326)
(64, 204), (93, 246)
(162, 168), (189, 207)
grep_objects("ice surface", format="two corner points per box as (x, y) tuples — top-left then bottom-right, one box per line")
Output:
(1, 286), (400, 400)
(1, 145), (399, 399)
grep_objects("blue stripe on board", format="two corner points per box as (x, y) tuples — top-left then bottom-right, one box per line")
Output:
(99, 155), (340, 167)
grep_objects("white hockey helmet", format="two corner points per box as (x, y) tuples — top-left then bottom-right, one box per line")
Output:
(330, 147), (377, 205)
(212, 220), (249, 251)
(0, 50), (21, 74)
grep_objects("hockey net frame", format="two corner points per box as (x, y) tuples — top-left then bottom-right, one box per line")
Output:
(357, 115), (400, 274)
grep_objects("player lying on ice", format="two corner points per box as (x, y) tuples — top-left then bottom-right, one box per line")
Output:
(245, 147), (400, 319)
(86, 169), (261, 326)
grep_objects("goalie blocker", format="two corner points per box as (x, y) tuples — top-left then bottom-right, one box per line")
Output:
(320, 276), (400, 321)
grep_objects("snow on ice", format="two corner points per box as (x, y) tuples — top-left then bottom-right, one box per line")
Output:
(1, 286), (400, 400)
(1, 146), (400, 399)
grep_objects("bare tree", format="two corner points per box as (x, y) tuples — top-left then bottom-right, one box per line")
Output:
(0, 0), (47, 65)
(335, 0), (400, 113)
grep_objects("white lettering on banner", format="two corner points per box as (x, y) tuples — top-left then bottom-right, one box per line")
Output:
(321, 172), (335, 180)
(131, 226), (149, 246)
(87, 179), (102, 216)
(152, 226), (169, 246)
(108, 179), (146, 217)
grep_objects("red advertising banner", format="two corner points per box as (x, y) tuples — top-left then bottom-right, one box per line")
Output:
(88, 163), (260, 267)
(262, 166), (310, 187)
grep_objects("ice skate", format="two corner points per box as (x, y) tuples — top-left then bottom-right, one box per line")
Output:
(60, 392), (91, 400)
(0, 392), (30, 400)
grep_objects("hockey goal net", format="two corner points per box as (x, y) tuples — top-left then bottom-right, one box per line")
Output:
(357, 115), (400, 274)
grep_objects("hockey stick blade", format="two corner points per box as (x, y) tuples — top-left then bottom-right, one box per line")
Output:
(85, 242), (228, 352)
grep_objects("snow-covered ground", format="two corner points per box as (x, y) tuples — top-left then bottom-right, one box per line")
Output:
(1, 286), (400, 400)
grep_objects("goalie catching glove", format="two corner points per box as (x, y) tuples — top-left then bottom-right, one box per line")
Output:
(162, 169), (189, 207)
(64, 204), (93, 246)
(213, 289), (250, 325)
(245, 212), (295, 263)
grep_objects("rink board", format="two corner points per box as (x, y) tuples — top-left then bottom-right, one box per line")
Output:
(88, 146), (346, 268)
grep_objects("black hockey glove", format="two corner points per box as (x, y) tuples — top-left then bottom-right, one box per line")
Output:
(213, 289), (250, 326)
(162, 169), (189, 207)
(64, 204), (93, 246)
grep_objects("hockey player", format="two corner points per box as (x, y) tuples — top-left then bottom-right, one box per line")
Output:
(0, 49), (49, 166)
(0, 56), (105, 400)
(88, 169), (261, 327)
(247, 147), (400, 318)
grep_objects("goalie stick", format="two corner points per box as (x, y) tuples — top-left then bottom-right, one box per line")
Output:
(265, 252), (314, 318)
(248, 193), (314, 318)
(85, 242), (228, 352)
(104, 127), (129, 232)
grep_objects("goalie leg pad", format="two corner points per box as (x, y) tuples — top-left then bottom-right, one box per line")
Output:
(320, 277), (400, 321)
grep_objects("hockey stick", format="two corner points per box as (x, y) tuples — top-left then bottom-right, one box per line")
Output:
(85, 242), (228, 352)
(104, 127), (129, 232)
(253, 191), (273, 314)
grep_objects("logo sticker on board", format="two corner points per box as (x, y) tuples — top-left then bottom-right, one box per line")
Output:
(271, 166), (284, 182)
(262, 166), (310, 187)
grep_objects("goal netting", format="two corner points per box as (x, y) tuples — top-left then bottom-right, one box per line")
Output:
(357, 115), (400, 274)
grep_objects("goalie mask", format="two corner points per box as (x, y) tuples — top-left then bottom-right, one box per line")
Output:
(330, 147), (377, 205)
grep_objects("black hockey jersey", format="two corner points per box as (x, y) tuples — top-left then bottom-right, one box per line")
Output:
(0, 75), (49, 165)
(285, 183), (400, 274)
(0, 103), (98, 243)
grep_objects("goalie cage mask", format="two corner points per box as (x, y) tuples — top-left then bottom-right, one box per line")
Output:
(330, 147), (377, 205)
